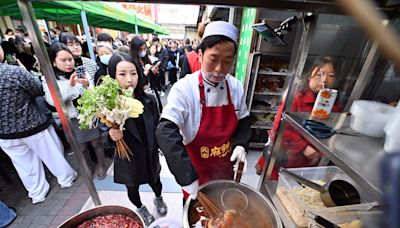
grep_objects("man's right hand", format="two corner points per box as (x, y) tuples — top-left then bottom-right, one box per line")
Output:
(182, 180), (199, 199)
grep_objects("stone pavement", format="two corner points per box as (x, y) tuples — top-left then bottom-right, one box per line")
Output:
(0, 152), (94, 228)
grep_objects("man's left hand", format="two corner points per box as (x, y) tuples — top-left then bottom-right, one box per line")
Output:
(230, 146), (247, 173)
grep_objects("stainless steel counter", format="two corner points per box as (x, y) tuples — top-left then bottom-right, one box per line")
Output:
(284, 112), (384, 203)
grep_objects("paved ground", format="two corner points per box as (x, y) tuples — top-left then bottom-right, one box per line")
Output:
(0, 152), (92, 228)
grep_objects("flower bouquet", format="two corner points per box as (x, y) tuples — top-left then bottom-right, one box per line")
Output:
(77, 76), (144, 161)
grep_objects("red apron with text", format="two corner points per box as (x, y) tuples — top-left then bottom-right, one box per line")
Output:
(183, 73), (239, 198)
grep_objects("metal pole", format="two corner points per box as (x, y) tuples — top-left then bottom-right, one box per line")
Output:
(228, 8), (235, 24)
(91, 26), (97, 43)
(77, 24), (82, 37)
(80, 10), (96, 62)
(44, 20), (52, 45)
(0, 27), (4, 40)
(17, 0), (101, 206)
(135, 24), (139, 35)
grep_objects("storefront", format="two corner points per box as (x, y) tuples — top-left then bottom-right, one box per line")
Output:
(3, 0), (400, 227)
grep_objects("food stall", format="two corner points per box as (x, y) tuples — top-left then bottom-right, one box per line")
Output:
(15, 0), (400, 227)
(252, 3), (400, 228)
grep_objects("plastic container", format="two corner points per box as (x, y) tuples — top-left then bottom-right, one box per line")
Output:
(308, 211), (384, 228)
(384, 100), (400, 153)
(349, 100), (395, 137)
(148, 217), (182, 228)
(277, 166), (378, 227)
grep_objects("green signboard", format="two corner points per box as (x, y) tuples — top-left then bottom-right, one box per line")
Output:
(235, 7), (257, 84)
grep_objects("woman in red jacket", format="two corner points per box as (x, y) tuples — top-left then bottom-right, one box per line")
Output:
(256, 56), (343, 179)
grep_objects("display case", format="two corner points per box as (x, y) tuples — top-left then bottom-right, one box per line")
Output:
(246, 17), (298, 149)
(257, 12), (393, 227)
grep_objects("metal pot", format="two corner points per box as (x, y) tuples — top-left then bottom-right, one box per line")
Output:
(58, 205), (145, 228)
(183, 180), (282, 228)
(280, 168), (361, 207)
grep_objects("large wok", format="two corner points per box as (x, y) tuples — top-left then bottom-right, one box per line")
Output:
(58, 205), (145, 228)
(183, 180), (282, 228)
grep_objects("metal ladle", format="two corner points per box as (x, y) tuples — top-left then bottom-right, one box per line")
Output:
(280, 168), (361, 207)
(221, 154), (249, 213)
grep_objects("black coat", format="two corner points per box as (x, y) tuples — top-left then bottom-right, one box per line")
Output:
(114, 95), (161, 186)
(94, 61), (108, 86)
(156, 47), (169, 73)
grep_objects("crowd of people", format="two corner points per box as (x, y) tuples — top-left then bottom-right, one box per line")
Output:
(0, 21), (247, 226)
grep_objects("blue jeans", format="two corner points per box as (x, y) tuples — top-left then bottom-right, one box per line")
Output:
(0, 201), (16, 227)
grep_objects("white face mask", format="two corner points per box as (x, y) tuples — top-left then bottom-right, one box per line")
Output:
(99, 54), (112, 65)
(202, 71), (227, 83)
(140, 50), (147, 58)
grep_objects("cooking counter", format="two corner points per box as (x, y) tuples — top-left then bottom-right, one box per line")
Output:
(283, 112), (384, 202)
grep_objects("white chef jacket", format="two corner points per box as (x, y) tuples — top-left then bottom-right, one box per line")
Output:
(161, 71), (249, 145)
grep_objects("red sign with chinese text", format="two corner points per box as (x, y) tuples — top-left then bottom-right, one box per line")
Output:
(120, 3), (155, 22)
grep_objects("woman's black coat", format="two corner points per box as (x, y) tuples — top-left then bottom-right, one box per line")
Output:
(113, 94), (161, 186)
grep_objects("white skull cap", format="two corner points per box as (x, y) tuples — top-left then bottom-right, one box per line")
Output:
(202, 21), (238, 45)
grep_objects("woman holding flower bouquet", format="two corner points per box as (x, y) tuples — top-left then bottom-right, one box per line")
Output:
(107, 52), (167, 226)
(42, 43), (107, 179)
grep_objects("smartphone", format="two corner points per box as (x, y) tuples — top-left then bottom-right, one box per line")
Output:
(75, 66), (86, 79)
(5, 54), (17, 65)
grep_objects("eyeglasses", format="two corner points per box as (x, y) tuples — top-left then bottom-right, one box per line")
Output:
(67, 42), (81, 48)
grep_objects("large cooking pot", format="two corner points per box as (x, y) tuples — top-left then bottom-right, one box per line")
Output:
(183, 180), (282, 228)
(58, 205), (145, 228)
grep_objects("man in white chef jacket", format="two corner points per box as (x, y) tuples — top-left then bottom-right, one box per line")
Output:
(156, 21), (251, 200)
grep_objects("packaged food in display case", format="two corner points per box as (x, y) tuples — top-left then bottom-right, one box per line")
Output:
(252, 95), (281, 112)
(259, 57), (289, 73)
(250, 112), (275, 127)
(255, 76), (285, 94)
(276, 166), (379, 227)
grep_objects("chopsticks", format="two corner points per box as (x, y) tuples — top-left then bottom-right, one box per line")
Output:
(197, 192), (222, 219)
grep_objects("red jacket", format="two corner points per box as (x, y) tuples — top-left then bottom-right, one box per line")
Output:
(258, 89), (342, 179)
(186, 51), (201, 73)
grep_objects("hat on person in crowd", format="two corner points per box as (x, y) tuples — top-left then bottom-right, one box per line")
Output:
(202, 21), (238, 45)
(97, 41), (114, 53)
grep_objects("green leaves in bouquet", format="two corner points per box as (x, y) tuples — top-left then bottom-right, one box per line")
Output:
(77, 75), (121, 129)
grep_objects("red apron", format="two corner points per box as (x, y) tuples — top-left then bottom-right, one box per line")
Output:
(183, 72), (239, 198)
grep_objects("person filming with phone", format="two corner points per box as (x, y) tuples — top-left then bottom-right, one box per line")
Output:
(42, 43), (107, 180)
(130, 36), (163, 112)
